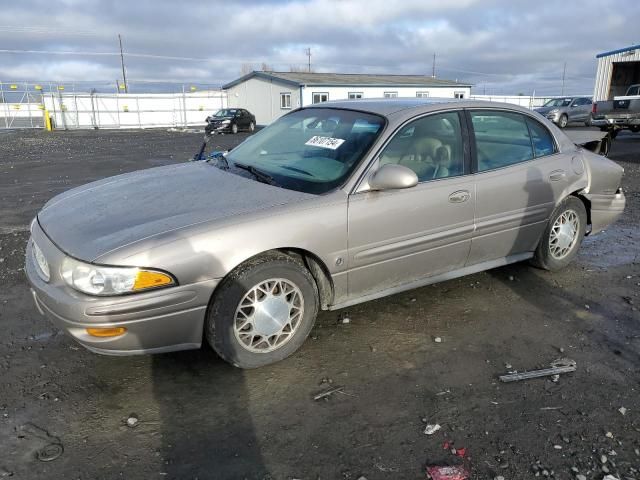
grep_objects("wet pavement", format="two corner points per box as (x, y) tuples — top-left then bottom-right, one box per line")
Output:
(0, 128), (639, 479)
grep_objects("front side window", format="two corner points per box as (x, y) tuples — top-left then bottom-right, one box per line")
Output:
(384, 91), (398, 98)
(378, 111), (465, 182)
(280, 93), (291, 109)
(470, 111), (534, 171)
(225, 108), (385, 194)
(348, 92), (363, 99)
(312, 92), (329, 104)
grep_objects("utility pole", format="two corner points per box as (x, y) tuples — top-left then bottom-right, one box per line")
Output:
(304, 47), (311, 72)
(561, 62), (566, 96)
(432, 53), (436, 78)
(118, 34), (128, 93)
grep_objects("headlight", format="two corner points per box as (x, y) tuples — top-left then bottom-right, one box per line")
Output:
(549, 109), (559, 114)
(61, 257), (175, 296)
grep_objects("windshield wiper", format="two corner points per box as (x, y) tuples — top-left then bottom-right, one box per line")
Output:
(233, 162), (279, 186)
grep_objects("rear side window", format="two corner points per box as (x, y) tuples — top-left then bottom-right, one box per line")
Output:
(526, 118), (556, 157)
(470, 111), (534, 171)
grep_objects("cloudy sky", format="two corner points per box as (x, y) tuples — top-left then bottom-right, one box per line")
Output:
(1, 0), (639, 95)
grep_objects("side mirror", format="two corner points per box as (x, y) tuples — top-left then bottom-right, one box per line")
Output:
(368, 164), (418, 191)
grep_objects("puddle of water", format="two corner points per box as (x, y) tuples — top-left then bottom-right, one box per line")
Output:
(579, 224), (639, 268)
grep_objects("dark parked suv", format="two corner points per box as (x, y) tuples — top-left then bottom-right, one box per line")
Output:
(205, 108), (256, 135)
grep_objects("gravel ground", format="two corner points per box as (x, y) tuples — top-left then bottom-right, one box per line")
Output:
(0, 128), (639, 479)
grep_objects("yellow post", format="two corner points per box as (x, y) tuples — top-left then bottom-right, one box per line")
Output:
(44, 109), (52, 131)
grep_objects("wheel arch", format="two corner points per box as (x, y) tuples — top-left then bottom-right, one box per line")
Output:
(212, 247), (335, 311)
(570, 190), (592, 234)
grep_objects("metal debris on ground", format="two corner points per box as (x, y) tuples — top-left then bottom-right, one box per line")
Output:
(426, 465), (469, 480)
(313, 386), (345, 401)
(424, 423), (442, 435)
(499, 358), (576, 383)
(18, 423), (64, 462)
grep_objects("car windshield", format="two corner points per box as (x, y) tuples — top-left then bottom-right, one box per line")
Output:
(225, 108), (385, 194)
(214, 109), (237, 117)
(543, 98), (572, 107)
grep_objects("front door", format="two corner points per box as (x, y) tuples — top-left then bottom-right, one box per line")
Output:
(347, 111), (475, 299)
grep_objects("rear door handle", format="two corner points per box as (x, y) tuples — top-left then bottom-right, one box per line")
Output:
(549, 170), (566, 182)
(449, 190), (470, 203)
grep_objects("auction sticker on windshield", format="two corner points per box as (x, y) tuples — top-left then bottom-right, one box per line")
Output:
(305, 136), (345, 150)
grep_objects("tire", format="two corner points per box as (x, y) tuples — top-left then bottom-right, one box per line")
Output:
(598, 135), (611, 157)
(231, 123), (238, 134)
(610, 129), (619, 139)
(584, 115), (593, 127)
(630, 126), (640, 133)
(249, 121), (255, 132)
(558, 114), (568, 128)
(531, 196), (587, 271)
(205, 252), (319, 368)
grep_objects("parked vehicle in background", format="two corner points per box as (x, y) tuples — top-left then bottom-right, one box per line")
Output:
(205, 108), (256, 135)
(26, 99), (625, 368)
(591, 84), (640, 136)
(534, 97), (592, 128)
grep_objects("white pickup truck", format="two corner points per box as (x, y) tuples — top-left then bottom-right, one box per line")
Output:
(591, 84), (640, 136)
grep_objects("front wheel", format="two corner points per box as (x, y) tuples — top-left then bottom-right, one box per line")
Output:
(558, 114), (568, 128)
(205, 252), (319, 368)
(531, 197), (587, 271)
(231, 123), (238, 134)
(249, 121), (255, 132)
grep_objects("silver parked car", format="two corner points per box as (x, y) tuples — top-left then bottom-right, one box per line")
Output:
(535, 96), (593, 128)
(26, 99), (625, 368)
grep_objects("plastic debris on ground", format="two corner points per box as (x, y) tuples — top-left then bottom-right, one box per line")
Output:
(424, 424), (442, 435)
(426, 465), (469, 480)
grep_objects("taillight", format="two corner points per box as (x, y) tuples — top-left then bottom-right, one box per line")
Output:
(592, 103), (597, 114)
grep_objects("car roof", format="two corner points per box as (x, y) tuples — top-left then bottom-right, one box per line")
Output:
(304, 97), (543, 117)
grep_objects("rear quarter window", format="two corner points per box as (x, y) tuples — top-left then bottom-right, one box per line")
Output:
(525, 118), (556, 157)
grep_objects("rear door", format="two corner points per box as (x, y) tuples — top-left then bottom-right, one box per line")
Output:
(571, 98), (591, 121)
(347, 111), (475, 299)
(466, 109), (571, 265)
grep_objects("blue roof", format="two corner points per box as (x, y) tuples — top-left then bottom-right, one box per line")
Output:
(596, 44), (640, 58)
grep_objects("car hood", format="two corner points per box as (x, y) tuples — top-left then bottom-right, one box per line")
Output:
(37, 162), (313, 262)
(535, 106), (557, 114)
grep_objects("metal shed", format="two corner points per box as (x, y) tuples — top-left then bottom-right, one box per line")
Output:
(593, 44), (640, 101)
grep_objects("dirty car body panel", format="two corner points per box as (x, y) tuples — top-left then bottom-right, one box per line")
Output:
(25, 99), (625, 358)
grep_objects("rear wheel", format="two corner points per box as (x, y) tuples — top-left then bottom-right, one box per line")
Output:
(558, 114), (568, 128)
(205, 252), (319, 368)
(531, 197), (587, 271)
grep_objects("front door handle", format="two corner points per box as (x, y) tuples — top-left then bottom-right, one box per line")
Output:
(449, 190), (470, 203)
(549, 170), (566, 182)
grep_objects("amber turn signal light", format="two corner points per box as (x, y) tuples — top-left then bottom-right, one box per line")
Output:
(133, 270), (174, 291)
(86, 327), (127, 337)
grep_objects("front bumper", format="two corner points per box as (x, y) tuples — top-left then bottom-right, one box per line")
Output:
(205, 122), (232, 134)
(585, 189), (626, 235)
(545, 112), (561, 123)
(26, 221), (219, 355)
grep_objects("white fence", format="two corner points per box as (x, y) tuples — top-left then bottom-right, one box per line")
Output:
(42, 90), (227, 129)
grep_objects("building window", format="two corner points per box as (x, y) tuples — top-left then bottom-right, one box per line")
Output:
(454, 91), (465, 99)
(348, 92), (363, 99)
(280, 93), (291, 109)
(416, 91), (430, 98)
(384, 91), (398, 98)
(312, 92), (329, 104)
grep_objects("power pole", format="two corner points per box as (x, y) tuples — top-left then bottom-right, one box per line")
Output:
(118, 34), (128, 93)
(305, 47), (311, 72)
(432, 53), (436, 78)
(561, 62), (566, 96)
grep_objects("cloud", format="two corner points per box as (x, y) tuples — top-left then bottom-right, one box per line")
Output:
(0, 0), (638, 95)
